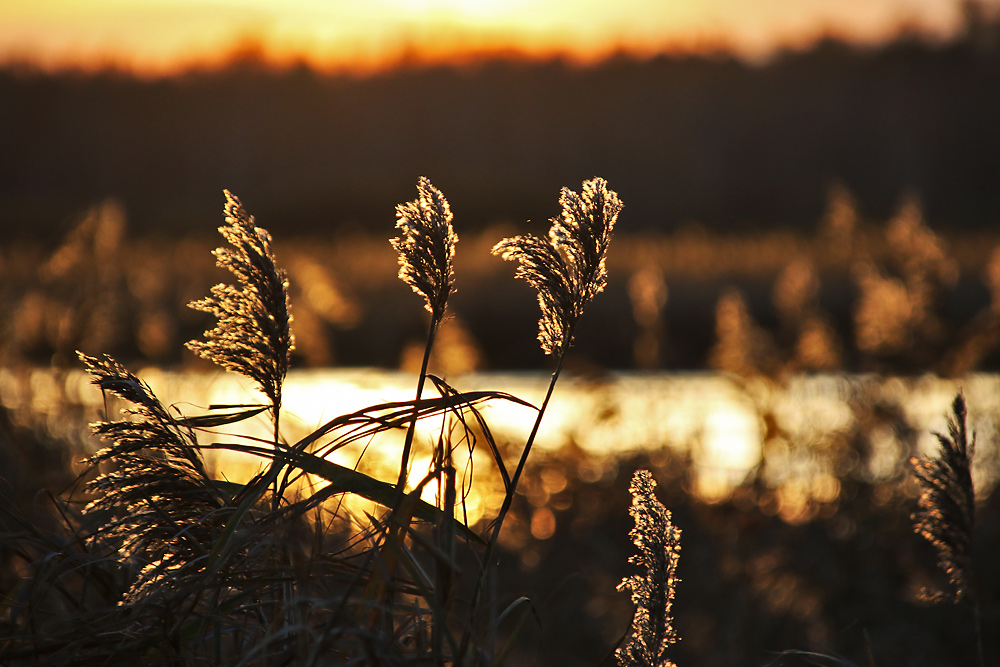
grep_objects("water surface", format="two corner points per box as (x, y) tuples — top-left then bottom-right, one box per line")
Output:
(3, 368), (997, 522)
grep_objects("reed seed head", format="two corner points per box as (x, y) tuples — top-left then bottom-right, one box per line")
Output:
(186, 190), (293, 411)
(77, 352), (221, 600)
(910, 393), (976, 603)
(78, 352), (202, 469)
(493, 177), (621, 357)
(391, 176), (458, 320)
(617, 469), (680, 667)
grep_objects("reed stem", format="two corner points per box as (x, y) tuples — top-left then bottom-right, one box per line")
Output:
(490, 354), (565, 547)
(271, 408), (283, 511)
(395, 316), (440, 500)
(461, 350), (566, 659)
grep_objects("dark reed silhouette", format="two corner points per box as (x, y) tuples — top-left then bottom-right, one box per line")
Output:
(910, 393), (984, 665)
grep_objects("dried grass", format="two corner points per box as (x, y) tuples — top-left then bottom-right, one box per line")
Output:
(2, 178), (627, 666)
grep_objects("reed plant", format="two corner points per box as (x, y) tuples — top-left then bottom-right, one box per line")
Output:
(11, 178), (998, 666)
(616, 469), (681, 667)
(1, 176), (627, 665)
(910, 393), (984, 666)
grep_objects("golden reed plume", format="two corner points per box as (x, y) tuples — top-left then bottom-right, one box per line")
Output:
(186, 191), (294, 412)
(493, 177), (621, 357)
(391, 176), (458, 321)
(617, 469), (681, 667)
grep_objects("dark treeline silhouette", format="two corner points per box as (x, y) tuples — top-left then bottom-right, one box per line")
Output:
(3, 12), (1000, 242)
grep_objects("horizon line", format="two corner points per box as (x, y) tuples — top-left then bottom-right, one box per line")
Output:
(0, 15), (980, 80)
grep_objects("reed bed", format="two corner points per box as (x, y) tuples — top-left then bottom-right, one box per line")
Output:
(3, 177), (650, 666)
(4, 185), (1000, 376)
(1, 180), (998, 666)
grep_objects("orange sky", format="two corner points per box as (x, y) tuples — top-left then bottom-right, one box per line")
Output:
(0, 0), (985, 74)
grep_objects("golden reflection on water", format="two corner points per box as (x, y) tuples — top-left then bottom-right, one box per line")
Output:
(3, 367), (1000, 526)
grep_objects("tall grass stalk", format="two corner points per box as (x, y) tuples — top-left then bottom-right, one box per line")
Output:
(390, 176), (457, 497)
(462, 177), (621, 652)
(491, 176), (619, 518)
(376, 177), (458, 642)
(186, 190), (293, 508)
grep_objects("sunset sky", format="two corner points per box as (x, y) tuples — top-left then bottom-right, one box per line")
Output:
(0, 0), (991, 74)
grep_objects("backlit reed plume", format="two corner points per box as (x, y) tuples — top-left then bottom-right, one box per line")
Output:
(492, 176), (621, 357)
(461, 179), (621, 657)
(910, 393), (976, 604)
(390, 177), (458, 492)
(391, 176), (458, 321)
(186, 190), (293, 413)
(78, 352), (221, 601)
(618, 469), (681, 667)
(474, 178), (621, 593)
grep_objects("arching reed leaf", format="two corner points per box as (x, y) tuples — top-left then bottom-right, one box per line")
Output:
(172, 405), (269, 429)
(205, 440), (484, 544)
(426, 374), (511, 492)
(292, 389), (536, 456)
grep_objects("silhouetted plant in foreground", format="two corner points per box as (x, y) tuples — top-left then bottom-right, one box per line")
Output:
(389, 176), (458, 494)
(459, 177), (622, 656)
(186, 190), (293, 418)
(0, 177), (625, 665)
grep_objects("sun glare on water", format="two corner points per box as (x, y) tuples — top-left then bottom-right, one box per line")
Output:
(4, 366), (1000, 532)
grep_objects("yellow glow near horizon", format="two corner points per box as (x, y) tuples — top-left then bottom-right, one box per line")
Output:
(384, 0), (527, 20)
(0, 0), (981, 74)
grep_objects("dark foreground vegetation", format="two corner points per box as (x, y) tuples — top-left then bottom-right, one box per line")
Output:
(2, 381), (998, 666)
